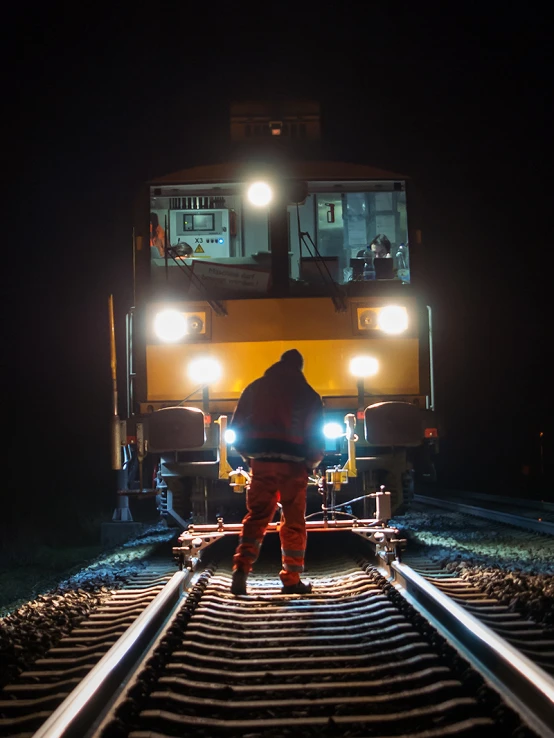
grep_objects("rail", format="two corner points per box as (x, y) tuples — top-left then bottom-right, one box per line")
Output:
(32, 570), (188, 738)
(444, 490), (554, 513)
(414, 494), (554, 535)
(387, 560), (554, 737)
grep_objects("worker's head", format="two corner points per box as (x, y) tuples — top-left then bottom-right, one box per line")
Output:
(150, 212), (160, 230)
(370, 234), (391, 257)
(280, 349), (304, 370)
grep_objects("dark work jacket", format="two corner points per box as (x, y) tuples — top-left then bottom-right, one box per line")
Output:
(230, 360), (325, 467)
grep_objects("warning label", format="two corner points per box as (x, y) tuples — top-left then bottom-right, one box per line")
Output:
(194, 244), (205, 253)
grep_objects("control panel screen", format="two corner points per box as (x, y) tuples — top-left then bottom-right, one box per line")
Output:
(183, 213), (214, 232)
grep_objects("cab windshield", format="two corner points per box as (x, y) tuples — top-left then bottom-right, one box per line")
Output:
(149, 179), (410, 299)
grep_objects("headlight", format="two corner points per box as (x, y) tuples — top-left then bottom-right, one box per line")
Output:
(154, 310), (188, 342)
(377, 306), (408, 334)
(247, 181), (272, 206)
(224, 429), (236, 445)
(323, 422), (344, 439)
(349, 356), (379, 377)
(188, 358), (222, 384)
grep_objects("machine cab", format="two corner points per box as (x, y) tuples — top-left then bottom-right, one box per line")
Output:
(147, 162), (412, 301)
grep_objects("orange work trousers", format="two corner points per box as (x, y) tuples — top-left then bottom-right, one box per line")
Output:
(232, 460), (309, 586)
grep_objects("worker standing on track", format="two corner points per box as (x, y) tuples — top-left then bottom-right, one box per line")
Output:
(229, 349), (325, 595)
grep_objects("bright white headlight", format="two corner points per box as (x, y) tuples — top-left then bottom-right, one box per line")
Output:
(188, 358), (222, 384)
(224, 429), (236, 445)
(154, 310), (188, 342)
(247, 181), (272, 206)
(323, 422), (344, 439)
(378, 305), (408, 334)
(349, 356), (379, 378)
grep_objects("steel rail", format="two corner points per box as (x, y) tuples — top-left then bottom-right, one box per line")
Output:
(439, 491), (554, 513)
(414, 494), (554, 535)
(389, 560), (554, 738)
(32, 570), (188, 738)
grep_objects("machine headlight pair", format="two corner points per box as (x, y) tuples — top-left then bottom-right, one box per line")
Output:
(208, 353), (378, 444)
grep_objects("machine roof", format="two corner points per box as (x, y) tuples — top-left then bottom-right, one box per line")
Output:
(150, 160), (408, 185)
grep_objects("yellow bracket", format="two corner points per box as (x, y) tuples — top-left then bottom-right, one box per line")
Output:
(341, 413), (358, 477)
(215, 415), (234, 479)
(215, 415), (251, 492)
(325, 467), (349, 489)
(229, 466), (251, 494)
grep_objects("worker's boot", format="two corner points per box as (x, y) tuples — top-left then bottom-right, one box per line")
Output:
(231, 569), (248, 595)
(281, 580), (312, 595)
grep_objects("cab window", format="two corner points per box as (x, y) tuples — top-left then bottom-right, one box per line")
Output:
(148, 179), (410, 299)
(288, 187), (410, 288)
(149, 189), (271, 297)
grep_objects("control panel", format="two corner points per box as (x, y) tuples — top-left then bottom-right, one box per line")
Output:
(169, 209), (230, 258)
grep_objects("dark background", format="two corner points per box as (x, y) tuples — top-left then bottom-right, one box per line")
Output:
(11, 5), (551, 546)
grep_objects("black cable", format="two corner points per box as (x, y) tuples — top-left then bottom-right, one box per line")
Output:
(324, 492), (376, 510)
(298, 229), (347, 313)
(294, 201), (346, 311)
(178, 384), (209, 405)
(165, 247), (227, 316)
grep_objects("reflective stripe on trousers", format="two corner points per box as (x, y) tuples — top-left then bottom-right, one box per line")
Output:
(232, 460), (308, 586)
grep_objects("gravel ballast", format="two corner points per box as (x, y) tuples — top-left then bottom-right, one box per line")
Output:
(0, 526), (176, 688)
(393, 509), (554, 629)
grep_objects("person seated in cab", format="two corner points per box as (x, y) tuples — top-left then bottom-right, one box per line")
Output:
(369, 234), (392, 258)
(370, 234), (395, 279)
(354, 234), (391, 280)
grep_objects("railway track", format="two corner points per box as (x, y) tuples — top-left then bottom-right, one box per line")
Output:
(401, 552), (554, 675)
(413, 494), (554, 535)
(454, 492), (554, 523)
(0, 561), (180, 737)
(2, 533), (552, 737)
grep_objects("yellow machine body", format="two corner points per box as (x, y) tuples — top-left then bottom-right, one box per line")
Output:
(143, 296), (423, 413)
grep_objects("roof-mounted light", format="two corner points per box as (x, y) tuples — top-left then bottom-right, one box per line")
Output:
(247, 181), (272, 206)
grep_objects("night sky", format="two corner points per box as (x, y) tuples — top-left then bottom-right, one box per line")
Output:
(14, 6), (551, 537)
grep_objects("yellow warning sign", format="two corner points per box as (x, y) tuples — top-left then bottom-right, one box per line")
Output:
(194, 244), (205, 253)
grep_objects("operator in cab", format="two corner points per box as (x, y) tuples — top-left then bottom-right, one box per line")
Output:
(229, 350), (325, 596)
(369, 233), (392, 258)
